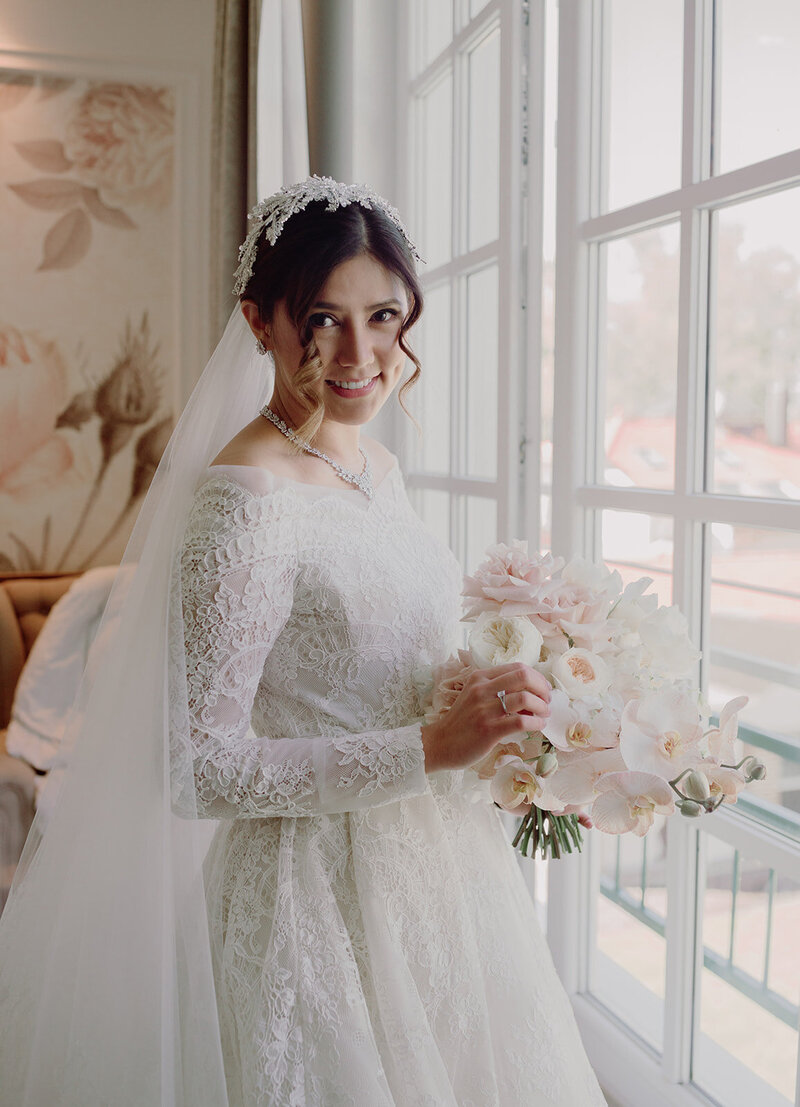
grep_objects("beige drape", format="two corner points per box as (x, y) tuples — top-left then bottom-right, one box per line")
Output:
(210, 0), (309, 344)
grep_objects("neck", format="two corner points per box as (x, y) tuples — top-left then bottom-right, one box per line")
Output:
(265, 389), (362, 465)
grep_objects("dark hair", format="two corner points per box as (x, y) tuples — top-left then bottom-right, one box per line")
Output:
(241, 200), (423, 442)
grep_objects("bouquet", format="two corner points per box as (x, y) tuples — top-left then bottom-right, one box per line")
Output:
(422, 541), (765, 860)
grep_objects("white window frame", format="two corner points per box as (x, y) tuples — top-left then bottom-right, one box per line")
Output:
(552, 3), (800, 1105)
(395, 0), (539, 560)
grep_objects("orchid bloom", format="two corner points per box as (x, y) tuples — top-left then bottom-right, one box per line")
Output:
(706, 695), (749, 764)
(619, 687), (704, 780)
(591, 771), (675, 836)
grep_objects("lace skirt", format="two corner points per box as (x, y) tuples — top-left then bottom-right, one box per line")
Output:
(203, 779), (607, 1107)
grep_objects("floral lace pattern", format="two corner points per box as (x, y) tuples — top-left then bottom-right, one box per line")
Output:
(177, 463), (607, 1106)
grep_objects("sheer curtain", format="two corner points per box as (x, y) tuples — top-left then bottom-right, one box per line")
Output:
(210, 0), (309, 342)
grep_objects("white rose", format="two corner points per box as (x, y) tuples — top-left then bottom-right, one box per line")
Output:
(468, 612), (543, 668)
(551, 648), (611, 699)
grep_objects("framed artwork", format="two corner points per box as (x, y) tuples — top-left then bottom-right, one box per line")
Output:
(0, 56), (204, 571)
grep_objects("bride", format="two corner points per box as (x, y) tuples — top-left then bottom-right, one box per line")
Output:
(0, 177), (606, 1106)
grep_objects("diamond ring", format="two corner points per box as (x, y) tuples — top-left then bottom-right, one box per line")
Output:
(497, 689), (510, 716)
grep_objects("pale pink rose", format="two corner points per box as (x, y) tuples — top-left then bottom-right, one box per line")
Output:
(619, 687), (704, 781)
(64, 83), (175, 209)
(591, 771), (675, 836)
(551, 649), (612, 699)
(424, 649), (475, 722)
(462, 539), (564, 620)
(532, 577), (611, 651)
(706, 695), (748, 764)
(0, 326), (72, 494)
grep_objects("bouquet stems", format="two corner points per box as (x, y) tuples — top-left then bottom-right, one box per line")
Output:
(511, 807), (584, 861)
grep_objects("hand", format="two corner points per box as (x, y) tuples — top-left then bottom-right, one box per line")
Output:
(420, 662), (551, 774)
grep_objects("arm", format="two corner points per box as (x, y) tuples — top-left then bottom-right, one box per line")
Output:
(173, 480), (430, 819)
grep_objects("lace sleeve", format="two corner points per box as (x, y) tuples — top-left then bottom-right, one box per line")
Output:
(174, 479), (430, 819)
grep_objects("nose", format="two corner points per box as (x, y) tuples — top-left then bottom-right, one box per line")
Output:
(336, 322), (374, 370)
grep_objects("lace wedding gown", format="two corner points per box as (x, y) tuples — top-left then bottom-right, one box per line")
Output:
(179, 459), (607, 1107)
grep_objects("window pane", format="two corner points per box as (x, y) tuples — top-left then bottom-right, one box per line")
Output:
(598, 224), (680, 489)
(465, 495), (497, 572)
(469, 0), (490, 17)
(693, 836), (799, 1104)
(467, 28), (500, 250)
(707, 524), (800, 821)
(600, 510), (673, 606)
(465, 265), (498, 478)
(412, 282), (451, 473)
(414, 0), (453, 72)
(601, 0), (683, 211)
(708, 192), (800, 501)
(714, 0), (800, 176)
(417, 73), (453, 270)
(592, 817), (668, 1052)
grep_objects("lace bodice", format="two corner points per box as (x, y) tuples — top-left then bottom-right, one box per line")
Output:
(176, 461), (462, 819)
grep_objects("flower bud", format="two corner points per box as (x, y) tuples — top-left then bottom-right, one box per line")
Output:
(746, 760), (766, 782)
(536, 751), (559, 778)
(683, 770), (711, 803)
(677, 798), (702, 818)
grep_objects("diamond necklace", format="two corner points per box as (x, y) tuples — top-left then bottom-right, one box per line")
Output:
(259, 404), (374, 500)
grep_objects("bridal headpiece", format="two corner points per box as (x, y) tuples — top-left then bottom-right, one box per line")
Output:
(232, 174), (422, 295)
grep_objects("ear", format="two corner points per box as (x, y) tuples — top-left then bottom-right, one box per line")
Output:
(241, 299), (272, 350)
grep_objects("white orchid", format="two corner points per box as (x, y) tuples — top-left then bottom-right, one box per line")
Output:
(542, 688), (620, 752)
(490, 755), (566, 813)
(547, 747), (628, 806)
(619, 687), (704, 780)
(706, 695), (749, 764)
(591, 771), (675, 836)
(638, 605), (701, 680)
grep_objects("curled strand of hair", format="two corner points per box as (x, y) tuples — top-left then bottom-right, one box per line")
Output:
(397, 319), (422, 437)
(289, 342), (326, 447)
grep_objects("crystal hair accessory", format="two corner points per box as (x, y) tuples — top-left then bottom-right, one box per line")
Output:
(233, 175), (423, 296)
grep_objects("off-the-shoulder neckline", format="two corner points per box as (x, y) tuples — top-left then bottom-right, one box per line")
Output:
(203, 457), (399, 497)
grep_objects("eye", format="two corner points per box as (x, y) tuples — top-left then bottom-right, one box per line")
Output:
(372, 308), (401, 324)
(308, 312), (338, 329)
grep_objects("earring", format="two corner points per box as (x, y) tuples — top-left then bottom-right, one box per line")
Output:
(255, 338), (267, 355)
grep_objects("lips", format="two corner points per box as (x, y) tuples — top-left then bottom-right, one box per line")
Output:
(325, 374), (379, 397)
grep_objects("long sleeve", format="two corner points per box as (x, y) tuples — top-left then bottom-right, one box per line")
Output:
(173, 477), (431, 819)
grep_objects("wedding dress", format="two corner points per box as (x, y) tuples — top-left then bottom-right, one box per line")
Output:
(181, 458), (607, 1107)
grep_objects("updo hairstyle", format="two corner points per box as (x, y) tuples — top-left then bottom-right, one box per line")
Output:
(240, 200), (423, 445)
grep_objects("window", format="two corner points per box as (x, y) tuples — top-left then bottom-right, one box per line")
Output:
(553, 3), (800, 1104)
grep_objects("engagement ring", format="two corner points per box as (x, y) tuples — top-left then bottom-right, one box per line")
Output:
(497, 689), (510, 715)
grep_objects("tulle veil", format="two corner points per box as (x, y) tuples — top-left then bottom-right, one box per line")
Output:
(0, 307), (272, 1106)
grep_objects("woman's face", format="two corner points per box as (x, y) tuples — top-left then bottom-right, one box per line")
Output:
(250, 252), (411, 429)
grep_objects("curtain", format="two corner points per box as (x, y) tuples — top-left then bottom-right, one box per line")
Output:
(210, 0), (309, 344)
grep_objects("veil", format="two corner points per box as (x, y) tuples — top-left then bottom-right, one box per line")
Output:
(0, 306), (272, 1106)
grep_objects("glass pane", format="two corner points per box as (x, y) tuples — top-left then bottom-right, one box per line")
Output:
(465, 265), (498, 478)
(707, 524), (800, 820)
(412, 282), (451, 473)
(592, 817), (668, 1051)
(469, 0), (490, 17)
(598, 224), (680, 489)
(708, 192), (800, 500)
(694, 836), (799, 1104)
(600, 510), (673, 606)
(715, 0), (800, 175)
(412, 488), (451, 551)
(467, 28), (500, 250)
(417, 73), (453, 270)
(465, 494), (497, 572)
(415, 0), (453, 72)
(601, 0), (683, 211)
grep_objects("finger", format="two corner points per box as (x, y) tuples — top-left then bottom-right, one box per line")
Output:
(487, 664), (552, 703)
(578, 814), (593, 830)
(502, 689), (551, 718)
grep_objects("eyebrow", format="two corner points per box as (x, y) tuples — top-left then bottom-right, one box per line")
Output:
(311, 299), (403, 312)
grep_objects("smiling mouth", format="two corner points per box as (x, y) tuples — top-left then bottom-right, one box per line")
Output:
(325, 375), (380, 395)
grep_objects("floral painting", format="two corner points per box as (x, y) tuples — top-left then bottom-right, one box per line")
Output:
(0, 70), (175, 571)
